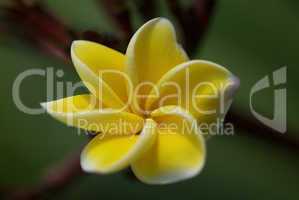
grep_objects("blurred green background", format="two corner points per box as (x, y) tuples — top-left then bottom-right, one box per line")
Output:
(0, 0), (298, 199)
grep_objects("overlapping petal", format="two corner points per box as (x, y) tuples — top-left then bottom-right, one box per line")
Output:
(125, 18), (188, 114)
(131, 106), (206, 184)
(41, 94), (143, 135)
(145, 60), (239, 127)
(81, 119), (157, 174)
(71, 40), (130, 110)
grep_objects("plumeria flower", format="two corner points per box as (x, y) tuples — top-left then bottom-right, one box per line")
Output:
(41, 18), (239, 184)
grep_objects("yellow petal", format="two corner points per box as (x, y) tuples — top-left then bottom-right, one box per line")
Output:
(41, 94), (143, 135)
(71, 40), (130, 110)
(125, 17), (188, 114)
(151, 105), (196, 130)
(131, 106), (206, 184)
(81, 119), (157, 174)
(145, 60), (239, 128)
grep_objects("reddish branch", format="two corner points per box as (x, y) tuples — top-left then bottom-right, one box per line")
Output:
(2, 0), (76, 62)
(6, 151), (83, 200)
(99, 0), (133, 40)
(2, 0), (121, 63)
(227, 109), (299, 152)
(80, 30), (121, 49)
(166, 0), (216, 55)
(133, 0), (156, 21)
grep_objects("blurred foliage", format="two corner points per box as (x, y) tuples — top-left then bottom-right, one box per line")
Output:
(0, 0), (298, 199)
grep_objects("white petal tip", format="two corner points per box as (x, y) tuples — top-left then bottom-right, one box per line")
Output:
(40, 102), (48, 110)
(80, 158), (97, 173)
(80, 152), (109, 174)
(132, 163), (206, 185)
(71, 40), (87, 48)
(226, 75), (240, 99)
(231, 75), (240, 89)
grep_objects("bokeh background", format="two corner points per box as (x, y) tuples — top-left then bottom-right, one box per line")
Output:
(0, 0), (298, 199)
